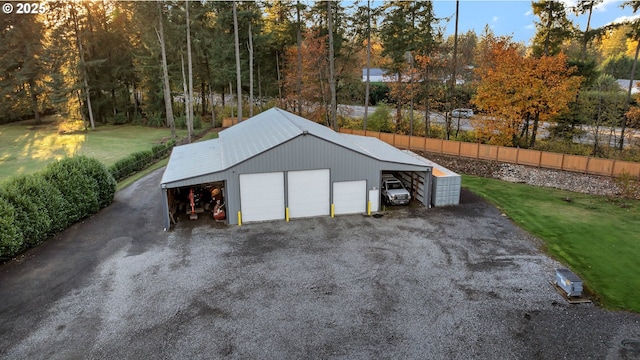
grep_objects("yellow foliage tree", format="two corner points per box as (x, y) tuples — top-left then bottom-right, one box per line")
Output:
(472, 37), (582, 147)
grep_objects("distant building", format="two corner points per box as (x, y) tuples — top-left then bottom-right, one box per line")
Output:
(361, 68), (420, 83)
(616, 79), (640, 94)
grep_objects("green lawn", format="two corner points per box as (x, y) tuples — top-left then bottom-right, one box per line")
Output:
(463, 175), (640, 313)
(0, 116), (186, 183)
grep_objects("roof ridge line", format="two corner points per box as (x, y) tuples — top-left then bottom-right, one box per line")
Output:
(274, 107), (306, 134)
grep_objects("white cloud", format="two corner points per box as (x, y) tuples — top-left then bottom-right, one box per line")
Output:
(493, 16), (499, 22)
(560, 0), (620, 13)
(609, 13), (640, 25)
(525, 24), (535, 30)
(524, 10), (532, 16)
(594, 0), (623, 13)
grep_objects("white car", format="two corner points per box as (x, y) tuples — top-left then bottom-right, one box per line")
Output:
(381, 175), (411, 206)
(451, 109), (473, 118)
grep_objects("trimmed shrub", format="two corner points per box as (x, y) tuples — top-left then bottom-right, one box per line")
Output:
(109, 140), (176, 182)
(0, 197), (21, 260)
(0, 178), (52, 248)
(25, 174), (70, 234)
(73, 156), (116, 208)
(43, 157), (100, 224)
(0, 155), (115, 259)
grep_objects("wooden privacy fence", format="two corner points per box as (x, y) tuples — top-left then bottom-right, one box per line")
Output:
(340, 129), (640, 179)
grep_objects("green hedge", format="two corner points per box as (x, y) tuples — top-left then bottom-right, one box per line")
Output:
(0, 156), (116, 260)
(0, 138), (175, 261)
(109, 139), (176, 182)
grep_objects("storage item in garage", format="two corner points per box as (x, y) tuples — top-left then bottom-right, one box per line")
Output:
(555, 268), (583, 297)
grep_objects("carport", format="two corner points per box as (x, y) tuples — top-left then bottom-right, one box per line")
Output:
(160, 107), (432, 229)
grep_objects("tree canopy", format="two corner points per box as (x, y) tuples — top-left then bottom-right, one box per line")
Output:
(0, 0), (638, 150)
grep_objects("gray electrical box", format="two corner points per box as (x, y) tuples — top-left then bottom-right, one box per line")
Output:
(555, 268), (583, 297)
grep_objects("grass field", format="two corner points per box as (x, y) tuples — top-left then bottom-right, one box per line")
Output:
(463, 175), (640, 313)
(0, 116), (186, 183)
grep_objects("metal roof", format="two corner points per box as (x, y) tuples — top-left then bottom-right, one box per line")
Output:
(403, 150), (460, 177)
(343, 134), (428, 167)
(161, 138), (223, 185)
(161, 107), (430, 186)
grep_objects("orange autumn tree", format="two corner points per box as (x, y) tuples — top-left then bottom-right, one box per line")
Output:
(281, 28), (330, 124)
(472, 37), (582, 147)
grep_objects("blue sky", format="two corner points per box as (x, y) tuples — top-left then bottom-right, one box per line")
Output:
(431, 0), (640, 44)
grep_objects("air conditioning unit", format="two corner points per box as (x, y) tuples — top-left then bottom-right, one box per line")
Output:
(555, 268), (583, 297)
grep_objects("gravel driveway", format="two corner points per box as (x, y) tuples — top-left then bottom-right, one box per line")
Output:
(1, 168), (639, 359)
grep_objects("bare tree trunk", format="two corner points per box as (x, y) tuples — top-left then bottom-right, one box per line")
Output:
(543, 2), (553, 56)
(425, 65), (431, 137)
(363, 0), (371, 131)
(229, 82), (234, 118)
(28, 80), (41, 125)
(71, 3), (95, 130)
(328, 0), (337, 131)
(181, 53), (191, 143)
(276, 52), (282, 105)
(186, 0), (194, 140)
(620, 39), (640, 150)
(233, 1), (243, 124)
(209, 85), (215, 128)
(529, 113), (540, 148)
(593, 94), (602, 155)
(296, 1), (303, 115)
(248, 22), (254, 117)
(408, 53), (414, 137)
(582, 3), (593, 62)
(447, 0), (459, 140)
(156, 1), (175, 138)
(258, 63), (263, 111)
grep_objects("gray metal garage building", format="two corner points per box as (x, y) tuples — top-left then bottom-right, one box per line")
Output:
(160, 107), (432, 229)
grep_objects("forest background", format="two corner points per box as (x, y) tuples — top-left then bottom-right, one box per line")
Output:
(2, 0), (640, 160)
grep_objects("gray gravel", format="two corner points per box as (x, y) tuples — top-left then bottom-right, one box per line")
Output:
(415, 151), (639, 199)
(1, 169), (639, 359)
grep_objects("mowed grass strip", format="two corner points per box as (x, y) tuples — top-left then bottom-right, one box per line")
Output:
(0, 116), (185, 182)
(463, 175), (640, 313)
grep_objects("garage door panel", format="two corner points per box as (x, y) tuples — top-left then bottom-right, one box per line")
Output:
(288, 169), (330, 218)
(240, 172), (285, 222)
(333, 180), (366, 215)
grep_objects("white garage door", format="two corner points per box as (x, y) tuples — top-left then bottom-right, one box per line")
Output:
(287, 169), (330, 218)
(333, 180), (367, 215)
(239, 172), (285, 222)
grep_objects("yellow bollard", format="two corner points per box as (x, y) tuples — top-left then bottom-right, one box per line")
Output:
(367, 201), (371, 215)
(331, 204), (335, 218)
(286, 208), (289, 222)
(238, 211), (242, 226)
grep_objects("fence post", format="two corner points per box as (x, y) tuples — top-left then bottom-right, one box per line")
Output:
(585, 156), (590, 175)
(538, 150), (542, 168)
(611, 159), (616, 177)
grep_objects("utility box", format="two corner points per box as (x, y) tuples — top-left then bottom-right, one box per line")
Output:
(555, 268), (583, 297)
